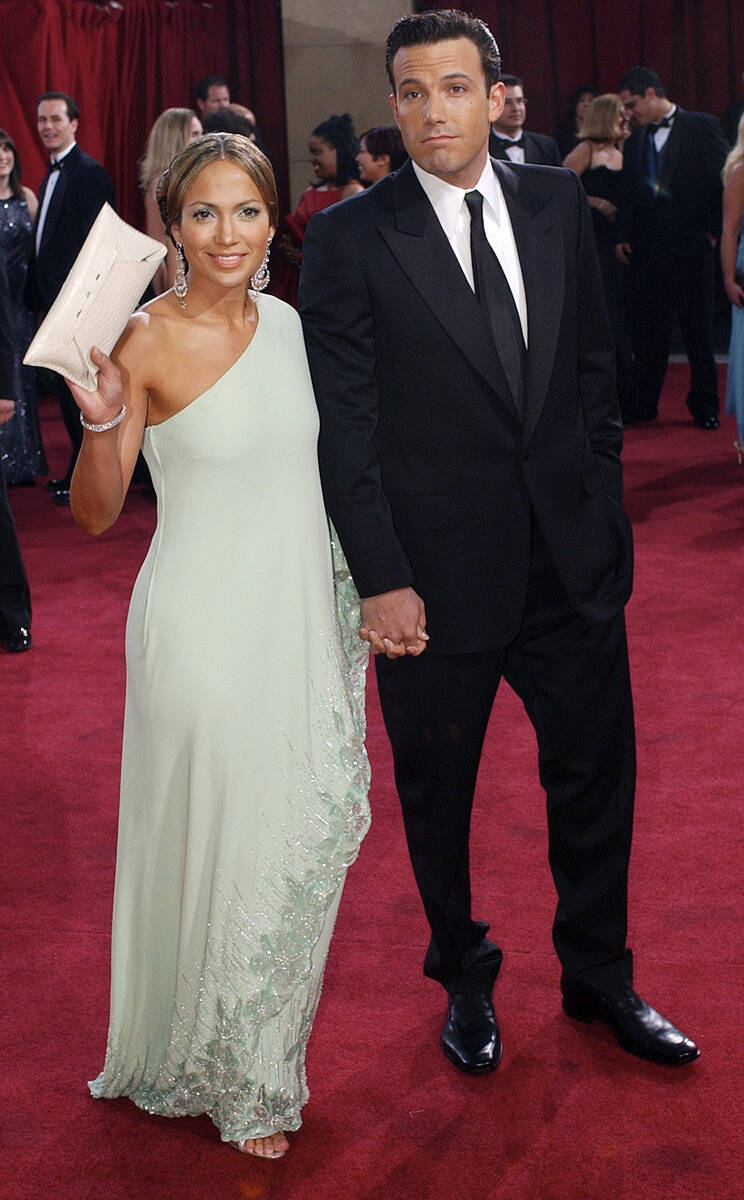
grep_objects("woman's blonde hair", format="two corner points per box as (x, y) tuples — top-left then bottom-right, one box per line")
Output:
(722, 111), (744, 186)
(156, 132), (278, 242)
(139, 107), (200, 192)
(578, 93), (623, 143)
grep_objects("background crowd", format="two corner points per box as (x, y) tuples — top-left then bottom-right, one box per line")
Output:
(1, 61), (743, 659)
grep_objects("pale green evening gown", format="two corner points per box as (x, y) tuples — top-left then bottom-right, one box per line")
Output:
(89, 294), (370, 1142)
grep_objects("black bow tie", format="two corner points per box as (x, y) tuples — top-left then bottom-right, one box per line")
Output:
(49, 159), (62, 171)
(494, 135), (525, 149)
(649, 116), (672, 133)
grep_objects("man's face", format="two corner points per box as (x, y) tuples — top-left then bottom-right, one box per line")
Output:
(37, 98), (78, 156)
(492, 85), (526, 135)
(390, 37), (503, 189)
(619, 87), (654, 127)
(200, 84), (230, 115)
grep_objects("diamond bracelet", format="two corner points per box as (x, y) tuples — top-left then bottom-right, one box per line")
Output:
(79, 405), (127, 433)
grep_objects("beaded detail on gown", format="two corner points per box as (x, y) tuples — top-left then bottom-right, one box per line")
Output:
(0, 194), (47, 482)
(88, 295), (370, 1141)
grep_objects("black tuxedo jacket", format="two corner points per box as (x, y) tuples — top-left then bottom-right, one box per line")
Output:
(617, 109), (728, 255)
(31, 144), (115, 312)
(489, 128), (561, 166)
(299, 158), (632, 653)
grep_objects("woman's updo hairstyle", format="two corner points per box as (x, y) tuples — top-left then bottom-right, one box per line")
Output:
(310, 113), (361, 186)
(156, 132), (278, 245)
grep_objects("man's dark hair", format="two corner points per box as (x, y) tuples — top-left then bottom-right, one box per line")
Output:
(500, 74), (523, 90)
(618, 66), (665, 98)
(202, 106), (254, 137)
(361, 125), (408, 172)
(385, 9), (501, 93)
(195, 75), (229, 103)
(37, 91), (79, 121)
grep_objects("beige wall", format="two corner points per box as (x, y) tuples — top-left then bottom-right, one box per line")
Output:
(282, 0), (409, 208)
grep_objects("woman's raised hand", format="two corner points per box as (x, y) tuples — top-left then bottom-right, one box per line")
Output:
(66, 346), (124, 428)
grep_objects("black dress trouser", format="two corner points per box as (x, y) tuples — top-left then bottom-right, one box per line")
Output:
(0, 463), (31, 634)
(375, 524), (636, 997)
(628, 241), (719, 422)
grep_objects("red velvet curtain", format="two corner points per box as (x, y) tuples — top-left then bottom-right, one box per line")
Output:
(466, 1), (742, 141)
(0, 0), (288, 228)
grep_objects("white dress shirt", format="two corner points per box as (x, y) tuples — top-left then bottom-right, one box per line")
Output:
(412, 156), (528, 344)
(653, 105), (677, 154)
(491, 129), (525, 165)
(35, 140), (76, 252)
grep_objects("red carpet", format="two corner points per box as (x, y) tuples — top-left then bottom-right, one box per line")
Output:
(2, 367), (742, 1200)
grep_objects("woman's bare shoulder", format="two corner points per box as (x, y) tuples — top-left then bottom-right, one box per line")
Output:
(113, 295), (177, 367)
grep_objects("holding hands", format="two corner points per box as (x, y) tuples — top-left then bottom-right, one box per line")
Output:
(360, 586), (429, 658)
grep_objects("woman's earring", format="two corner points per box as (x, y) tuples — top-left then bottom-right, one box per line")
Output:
(249, 235), (272, 295)
(174, 242), (188, 308)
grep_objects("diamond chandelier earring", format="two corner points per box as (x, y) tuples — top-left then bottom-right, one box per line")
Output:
(249, 234), (272, 296)
(174, 242), (188, 308)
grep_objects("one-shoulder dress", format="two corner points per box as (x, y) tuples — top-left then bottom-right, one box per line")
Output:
(89, 293), (370, 1143)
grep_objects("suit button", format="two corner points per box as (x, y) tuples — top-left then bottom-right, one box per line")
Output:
(521, 452), (529, 462)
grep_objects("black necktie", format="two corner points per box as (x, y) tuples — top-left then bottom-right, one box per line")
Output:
(494, 135), (525, 150)
(465, 190), (525, 416)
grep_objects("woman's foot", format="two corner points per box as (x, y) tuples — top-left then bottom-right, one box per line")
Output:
(232, 1131), (290, 1158)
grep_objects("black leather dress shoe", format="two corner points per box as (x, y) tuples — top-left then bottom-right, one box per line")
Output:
(441, 991), (502, 1073)
(562, 984), (699, 1065)
(51, 487), (71, 506)
(693, 415), (720, 430)
(45, 477), (69, 492)
(1, 626), (32, 652)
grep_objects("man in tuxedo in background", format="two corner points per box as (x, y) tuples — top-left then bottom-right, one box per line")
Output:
(32, 91), (115, 504)
(616, 67), (728, 428)
(0, 250), (32, 652)
(300, 10), (698, 1075)
(488, 74), (561, 165)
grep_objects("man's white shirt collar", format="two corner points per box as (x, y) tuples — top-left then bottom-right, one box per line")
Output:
(411, 156), (505, 241)
(51, 140), (76, 165)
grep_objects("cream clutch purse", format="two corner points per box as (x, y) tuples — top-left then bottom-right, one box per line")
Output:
(24, 203), (167, 391)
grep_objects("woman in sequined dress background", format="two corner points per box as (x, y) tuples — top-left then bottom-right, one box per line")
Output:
(0, 129), (47, 485)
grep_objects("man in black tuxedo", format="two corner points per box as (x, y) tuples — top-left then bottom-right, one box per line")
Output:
(488, 74), (561, 165)
(31, 91), (115, 503)
(0, 250), (32, 652)
(300, 10), (698, 1072)
(616, 67), (728, 428)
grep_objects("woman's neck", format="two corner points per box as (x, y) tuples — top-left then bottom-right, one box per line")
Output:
(180, 277), (258, 326)
(0, 176), (13, 200)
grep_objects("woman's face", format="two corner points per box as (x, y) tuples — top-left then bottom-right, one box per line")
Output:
(356, 137), (390, 184)
(309, 135), (337, 183)
(575, 92), (595, 123)
(171, 160), (273, 292)
(0, 143), (15, 178)
(189, 116), (203, 141)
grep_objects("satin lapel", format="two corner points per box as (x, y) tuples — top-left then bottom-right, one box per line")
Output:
(32, 172), (50, 243)
(379, 164), (519, 419)
(39, 145), (80, 252)
(658, 109), (683, 197)
(40, 169), (68, 251)
(496, 160), (563, 445)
